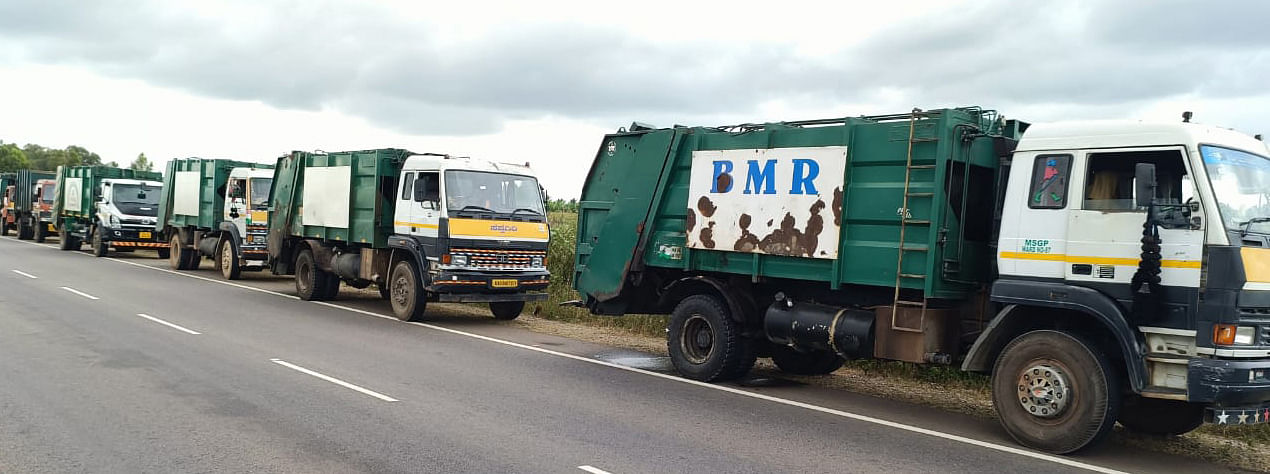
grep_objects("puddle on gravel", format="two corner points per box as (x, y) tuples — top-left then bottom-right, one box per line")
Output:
(593, 350), (675, 373)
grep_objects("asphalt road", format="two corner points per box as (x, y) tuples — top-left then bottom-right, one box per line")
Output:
(0, 235), (1247, 473)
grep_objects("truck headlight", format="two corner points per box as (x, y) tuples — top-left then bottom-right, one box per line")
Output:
(532, 257), (543, 267)
(109, 214), (120, 227)
(451, 255), (468, 267)
(1214, 324), (1258, 345)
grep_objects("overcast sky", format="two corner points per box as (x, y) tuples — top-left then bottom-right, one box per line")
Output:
(1, 0), (1267, 198)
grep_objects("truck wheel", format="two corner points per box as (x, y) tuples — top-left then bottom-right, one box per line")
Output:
(991, 330), (1121, 454)
(1118, 396), (1204, 436)
(378, 284), (391, 300)
(91, 227), (108, 257)
(58, 228), (73, 250)
(17, 220), (33, 240)
(770, 345), (845, 375)
(169, 235), (189, 269)
(218, 239), (242, 280)
(34, 223), (47, 243)
(667, 294), (756, 382)
(389, 259), (427, 321)
(294, 248), (328, 301)
(156, 247), (170, 259)
(490, 301), (525, 320)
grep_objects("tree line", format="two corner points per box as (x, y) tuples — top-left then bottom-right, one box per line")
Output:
(0, 140), (154, 173)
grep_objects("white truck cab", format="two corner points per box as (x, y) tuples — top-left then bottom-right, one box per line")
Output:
(994, 120), (1270, 425)
(392, 155), (550, 316)
(223, 167), (274, 263)
(95, 178), (163, 250)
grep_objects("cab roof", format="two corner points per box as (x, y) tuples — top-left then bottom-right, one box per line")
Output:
(1016, 120), (1269, 156)
(403, 154), (536, 176)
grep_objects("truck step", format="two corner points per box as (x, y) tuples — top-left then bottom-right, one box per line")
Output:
(1140, 386), (1188, 401)
(910, 138), (938, 143)
(899, 273), (926, 279)
(894, 300), (926, 307)
(901, 245), (929, 252)
(905, 192), (934, 198)
(903, 219), (931, 225)
(907, 164), (936, 170)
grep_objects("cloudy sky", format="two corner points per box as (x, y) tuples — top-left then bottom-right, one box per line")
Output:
(1, 0), (1267, 198)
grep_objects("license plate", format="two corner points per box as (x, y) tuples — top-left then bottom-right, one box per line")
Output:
(491, 279), (519, 288)
(139, 231), (151, 239)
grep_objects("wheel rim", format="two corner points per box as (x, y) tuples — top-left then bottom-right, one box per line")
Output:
(297, 258), (312, 293)
(170, 237), (180, 265)
(391, 269), (411, 308)
(221, 243), (232, 271)
(1017, 362), (1072, 419)
(680, 314), (715, 364)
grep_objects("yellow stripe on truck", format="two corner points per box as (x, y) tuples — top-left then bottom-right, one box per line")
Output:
(393, 221), (439, 229)
(1242, 247), (1270, 283)
(448, 218), (548, 240)
(999, 251), (1201, 269)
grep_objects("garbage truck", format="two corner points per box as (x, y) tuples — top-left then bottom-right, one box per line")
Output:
(53, 165), (169, 258)
(8, 169), (57, 241)
(570, 107), (1270, 453)
(266, 148), (550, 321)
(156, 158), (273, 279)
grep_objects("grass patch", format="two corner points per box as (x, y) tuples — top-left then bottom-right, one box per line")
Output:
(536, 211), (668, 338)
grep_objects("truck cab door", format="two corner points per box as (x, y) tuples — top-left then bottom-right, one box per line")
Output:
(1064, 147), (1203, 321)
(393, 171), (441, 239)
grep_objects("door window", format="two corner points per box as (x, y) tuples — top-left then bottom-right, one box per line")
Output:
(1084, 149), (1187, 211)
(400, 172), (415, 201)
(1029, 154), (1072, 209)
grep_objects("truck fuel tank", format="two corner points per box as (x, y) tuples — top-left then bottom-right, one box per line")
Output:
(764, 295), (874, 359)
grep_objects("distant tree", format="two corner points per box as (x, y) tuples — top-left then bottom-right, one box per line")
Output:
(129, 153), (153, 172)
(66, 145), (102, 166)
(0, 143), (31, 172)
(106, 161), (119, 168)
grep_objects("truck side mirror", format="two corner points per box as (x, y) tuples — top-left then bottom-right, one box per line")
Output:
(1134, 163), (1157, 209)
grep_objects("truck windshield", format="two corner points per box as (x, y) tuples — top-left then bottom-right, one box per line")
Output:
(1201, 145), (1270, 234)
(250, 178), (272, 210)
(40, 184), (54, 203)
(113, 184), (160, 204)
(444, 170), (544, 219)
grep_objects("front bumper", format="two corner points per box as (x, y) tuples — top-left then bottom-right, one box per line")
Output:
(1191, 357), (1270, 425)
(102, 226), (167, 246)
(427, 269), (550, 302)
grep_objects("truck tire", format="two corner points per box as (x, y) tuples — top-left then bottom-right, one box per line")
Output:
(218, 239), (242, 280)
(169, 235), (190, 270)
(667, 294), (756, 382)
(58, 228), (73, 250)
(1, 221), (10, 236)
(91, 226), (108, 257)
(378, 284), (391, 300)
(388, 259), (427, 321)
(17, 220), (33, 240)
(770, 345), (845, 375)
(156, 247), (170, 259)
(320, 273), (341, 300)
(1118, 396), (1204, 436)
(991, 330), (1121, 454)
(34, 223), (47, 243)
(490, 301), (525, 320)
(294, 248), (329, 301)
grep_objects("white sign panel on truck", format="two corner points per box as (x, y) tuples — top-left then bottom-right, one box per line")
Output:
(686, 146), (847, 260)
(301, 166), (352, 229)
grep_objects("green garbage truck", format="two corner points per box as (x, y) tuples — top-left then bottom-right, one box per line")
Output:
(571, 107), (1270, 453)
(266, 148), (550, 321)
(53, 165), (169, 258)
(9, 169), (57, 241)
(156, 158), (274, 279)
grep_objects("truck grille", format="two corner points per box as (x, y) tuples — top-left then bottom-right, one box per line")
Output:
(451, 248), (545, 269)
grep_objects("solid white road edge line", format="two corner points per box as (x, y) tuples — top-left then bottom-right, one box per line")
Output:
(137, 313), (202, 335)
(60, 286), (99, 300)
(11, 269), (38, 279)
(270, 358), (399, 402)
(578, 465), (615, 474)
(40, 236), (1127, 474)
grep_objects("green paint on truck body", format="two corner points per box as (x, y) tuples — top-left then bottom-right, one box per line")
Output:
(156, 158), (273, 232)
(573, 108), (1025, 309)
(267, 148), (412, 250)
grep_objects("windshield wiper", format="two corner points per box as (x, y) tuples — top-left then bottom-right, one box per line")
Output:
(455, 205), (495, 214)
(510, 208), (543, 217)
(1239, 217), (1270, 236)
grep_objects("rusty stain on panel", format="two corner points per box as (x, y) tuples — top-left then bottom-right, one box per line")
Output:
(700, 222), (716, 248)
(697, 196), (717, 218)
